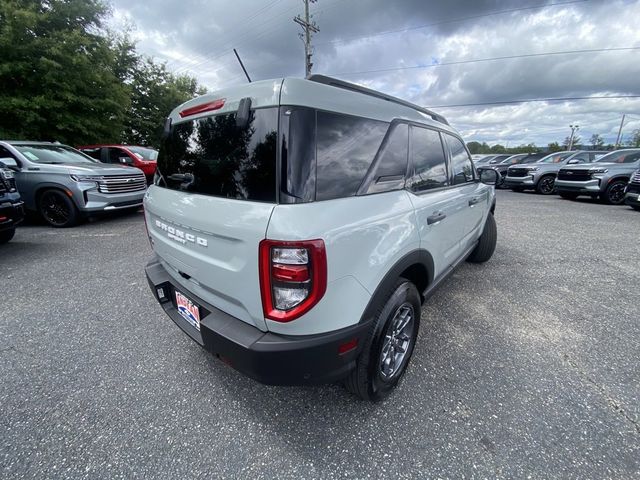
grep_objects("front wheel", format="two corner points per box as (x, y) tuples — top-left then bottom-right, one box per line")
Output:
(345, 280), (421, 401)
(601, 180), (627, 205)
(0, 228), (15, 244)
(536, 175), (556, 195)
(38, 189), (80, 227)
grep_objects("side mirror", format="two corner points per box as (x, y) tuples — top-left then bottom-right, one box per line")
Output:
(479, 168), (499, 185)
(0, 157), (19, 170)
(119, 157), (133, 165)
(567, 159), (580, 164)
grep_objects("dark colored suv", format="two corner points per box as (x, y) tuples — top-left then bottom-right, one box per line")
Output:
(0, 161), (24, 243)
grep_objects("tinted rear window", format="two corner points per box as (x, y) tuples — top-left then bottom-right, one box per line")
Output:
(315, 112), (388, 201)
(157, 108), (278, 202)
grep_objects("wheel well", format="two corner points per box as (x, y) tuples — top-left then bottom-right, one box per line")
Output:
(608, 176), (629, 185)
(35, 186), (71, 204)
(400, 263), (429, 302)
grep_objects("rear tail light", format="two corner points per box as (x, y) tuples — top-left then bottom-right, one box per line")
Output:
(259, 239), (327, 322)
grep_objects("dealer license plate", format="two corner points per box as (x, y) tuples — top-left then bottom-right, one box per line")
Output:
(175, 290), (201, 331)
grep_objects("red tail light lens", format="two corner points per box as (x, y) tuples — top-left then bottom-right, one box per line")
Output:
(259, 239), (327, 322)
(179, 98), (225, 118)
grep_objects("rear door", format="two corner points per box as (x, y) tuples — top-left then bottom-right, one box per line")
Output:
(406, 126), (465, 277)
(442, 133), (487, 246)
(144, 107), (279, 331)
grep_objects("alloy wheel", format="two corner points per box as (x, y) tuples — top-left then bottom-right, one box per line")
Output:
(41, 192), (71, 226)
(379, 303), (415, 380)
(539, 176), (555, 194)
(608, 183), (626, 204)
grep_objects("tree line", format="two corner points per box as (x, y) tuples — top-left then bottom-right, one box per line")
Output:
(0, 0), (205, 148)
(468, 130), (640, 155)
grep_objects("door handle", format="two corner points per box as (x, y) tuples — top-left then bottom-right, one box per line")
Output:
(468, 197), (480, 206)
(427, 212), (447, 225)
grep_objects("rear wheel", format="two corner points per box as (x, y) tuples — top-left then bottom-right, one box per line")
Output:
(467, 213), (497, 263)
(601, 180), (627, 205)
(345, 279), (421, 401)
(559, 192), (578, 200)
(0, 228), (15, 244)
(38, 189), (79, 227)
(536, 175), (556, 195)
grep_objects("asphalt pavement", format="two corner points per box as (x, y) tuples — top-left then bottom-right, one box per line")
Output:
(1, 191), (639, 479)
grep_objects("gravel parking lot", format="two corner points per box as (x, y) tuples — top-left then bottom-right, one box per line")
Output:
(1, 190), (639, 479)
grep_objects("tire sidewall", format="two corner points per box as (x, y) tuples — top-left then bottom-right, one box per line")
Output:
(367, 281), (421, 400)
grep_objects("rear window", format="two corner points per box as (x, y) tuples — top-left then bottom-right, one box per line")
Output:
(157, 108), (278, 202)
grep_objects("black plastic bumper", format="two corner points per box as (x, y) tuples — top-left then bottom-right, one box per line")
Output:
(145, 257), (370, 386)
(0, 200), (24, 232)
(625, 193), (640, 207)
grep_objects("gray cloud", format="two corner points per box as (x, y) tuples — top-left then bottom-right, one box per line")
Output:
(109, 0), (640, 146)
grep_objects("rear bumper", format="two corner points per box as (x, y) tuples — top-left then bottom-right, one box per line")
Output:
(555, 179), (601, 194)
(145, 257), (369, 385)
(0, 199), (24, 232)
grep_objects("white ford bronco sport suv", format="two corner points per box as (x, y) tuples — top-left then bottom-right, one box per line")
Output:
(144, 75), (498, 400)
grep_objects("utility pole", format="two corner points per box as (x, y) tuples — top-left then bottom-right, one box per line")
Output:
(294, 0), (319, 77)
(568, 124), (579, 150)
(615, 114), (626, 148)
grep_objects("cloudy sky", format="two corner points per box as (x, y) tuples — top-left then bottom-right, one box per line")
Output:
(109, 0), (640, 147)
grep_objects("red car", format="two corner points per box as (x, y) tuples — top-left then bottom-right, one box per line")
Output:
(77, 145), (158, 182)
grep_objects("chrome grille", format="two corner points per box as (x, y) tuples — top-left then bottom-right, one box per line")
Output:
(98, 174), (146, 194)
(631, 171), (640, 185)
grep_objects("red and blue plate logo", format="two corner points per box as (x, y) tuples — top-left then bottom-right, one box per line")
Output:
(176, 291), (201, 331)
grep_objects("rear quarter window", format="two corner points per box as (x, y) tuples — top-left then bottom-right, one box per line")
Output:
(315, 112), (388, 201)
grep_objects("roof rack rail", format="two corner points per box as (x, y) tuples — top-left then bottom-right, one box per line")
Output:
(307, 74), (449, 126)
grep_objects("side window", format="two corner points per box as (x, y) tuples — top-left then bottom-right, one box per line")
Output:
(108, 148), (128, 164)
(81, 148), (102, 161)
(316, 112), (388, 201)
(445, 134), (475, 185)
(362, 123), (408, 194)
(409, 126), (448, 192)
(622, 152), (640, 163)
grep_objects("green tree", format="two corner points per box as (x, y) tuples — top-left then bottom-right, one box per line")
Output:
(123, 58), (205, 148)
(0, 0), (130, 144)
(562, 135), (581, 148)
(548, 142), (562, 152)
(589, 133), (604, 148)
(628, 129), (640, 147)
(466, 141), (482, 154)
(489, 144), (506, 153)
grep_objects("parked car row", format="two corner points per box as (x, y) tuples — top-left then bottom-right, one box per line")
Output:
(476, 148), (640, 208)
(0, 141), (157, 232)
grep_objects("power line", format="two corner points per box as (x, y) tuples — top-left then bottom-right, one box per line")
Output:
(332, 46), (640, 77)
(429, 95), (640, 109)
(316, 0), (589, 47)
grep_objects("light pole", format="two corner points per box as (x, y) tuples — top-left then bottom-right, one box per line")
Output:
(568, 124), (579, 150)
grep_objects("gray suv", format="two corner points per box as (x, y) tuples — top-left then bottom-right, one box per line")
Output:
(504, 150), (607, 194)
(0, 141), (147, 227)
(555, 149), (640, 204)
